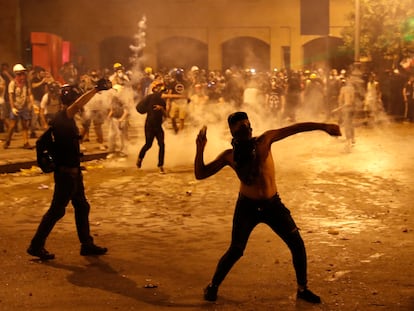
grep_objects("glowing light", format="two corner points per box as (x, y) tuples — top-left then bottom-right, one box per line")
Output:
(403, 17), (414, 42)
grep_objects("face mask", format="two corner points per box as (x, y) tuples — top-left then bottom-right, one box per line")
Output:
(233, 124), (252, 139)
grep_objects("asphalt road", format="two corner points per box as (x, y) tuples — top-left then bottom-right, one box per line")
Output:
(0, 121), (413, 310)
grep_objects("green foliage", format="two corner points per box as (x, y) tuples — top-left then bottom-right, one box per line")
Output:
(341, 0), (414, 70)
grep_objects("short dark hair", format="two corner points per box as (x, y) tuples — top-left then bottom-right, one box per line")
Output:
(60, 84), (83, 106)
(228, 111), (248, 127)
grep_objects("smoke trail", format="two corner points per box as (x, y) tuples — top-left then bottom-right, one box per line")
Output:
(129, 15), (147, 84)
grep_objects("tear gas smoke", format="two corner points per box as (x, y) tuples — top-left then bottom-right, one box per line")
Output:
(82, 16), (393, 173)
(129, 15), (147, 85)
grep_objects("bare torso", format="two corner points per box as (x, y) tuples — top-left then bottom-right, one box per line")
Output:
(224, 134), (278, 200)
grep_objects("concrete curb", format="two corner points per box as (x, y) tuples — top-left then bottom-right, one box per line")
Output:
(0, 152), (109, 174)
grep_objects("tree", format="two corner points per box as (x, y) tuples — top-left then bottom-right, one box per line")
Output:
(341, 0), (414, 72)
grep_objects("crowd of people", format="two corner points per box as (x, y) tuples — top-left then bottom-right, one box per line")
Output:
(1, 58), (413, 304)
(1, 60), (413, 155)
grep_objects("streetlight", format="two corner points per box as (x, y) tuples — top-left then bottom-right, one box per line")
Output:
(354, 0), (360, 64)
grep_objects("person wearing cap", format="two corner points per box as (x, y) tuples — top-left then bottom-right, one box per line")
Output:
(59, 61), (78, 85)
(30, 66), (54, 138)
(195, 112), (342, 304)
(3, 64), (34, 149)
(1, 63), (14, 133)
(27, 78), (112, 260)
(0, 73), (6, 132)
(39, 81), (62, 128)
(138, 66), (154, 98)
(135, 80), (168, 173)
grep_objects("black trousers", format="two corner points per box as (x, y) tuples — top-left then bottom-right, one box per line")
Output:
(211, 193), (308, 287)
(138, 125), (165, 167)
(30, 167), (93, 249)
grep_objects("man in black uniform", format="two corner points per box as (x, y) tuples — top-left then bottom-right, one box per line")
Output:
(27, 79), (112, 260)
(136, 81), (167, 173)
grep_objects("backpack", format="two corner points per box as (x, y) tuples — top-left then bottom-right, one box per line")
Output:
(36, 127), (56, 173)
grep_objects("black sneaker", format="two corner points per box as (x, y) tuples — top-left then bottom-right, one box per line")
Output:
(204, 284), (218, 301)
(80, 244), (108, 256)
(297, 288), (321, 303)
(27, 246), (55, 260)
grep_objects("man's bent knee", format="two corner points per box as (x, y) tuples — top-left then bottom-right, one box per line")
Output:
(226, 245), (244, 260)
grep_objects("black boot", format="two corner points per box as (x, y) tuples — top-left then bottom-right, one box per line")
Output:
(80, 243), (108, 256)
(204, 283), (218, 301)
(27, 246), (55, 260)
(297, 288), (321, 303)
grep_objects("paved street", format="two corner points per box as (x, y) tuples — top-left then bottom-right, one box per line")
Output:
(0, 121), (413, 310)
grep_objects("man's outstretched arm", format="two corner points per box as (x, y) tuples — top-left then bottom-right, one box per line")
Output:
(194, 126), (230, 180)
(66, 78), (112, 119)
(266, 122), (341, 143)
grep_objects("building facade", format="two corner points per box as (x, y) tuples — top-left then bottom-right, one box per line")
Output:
(1, 0), (354, 72)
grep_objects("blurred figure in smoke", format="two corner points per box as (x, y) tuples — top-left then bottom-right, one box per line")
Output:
(136, 80), (167, 173)
(222, 69), (244, 108)
(337, 79), (356, 151)
(379, 69), (392, 114)
(284, 70), (302, 123)
(77, 72), (95, 144)
(243, 73), (267, 114)
(27, 78), (112, 260)
(39, 81), (62, 128)
(30, 66), (54, 138)
(110, 63), (134, 140)
(339, 69), (347, 81)
(187, 65), (204, 96)
(364, 73), (382, 122)
(303, 72), (325, 120)
(195, 112), (341, 303)
(109, 63), (130, 86)
(326, 69), (341, 121)
(107, 84), (129, 158)
(0, 72), (6, 132)
(389, 68), (406, 118)
(59, 61), (78, 84)
(206, 71), (224, 104)
(166, 68), (189, 134)
(1, 63), (14, 133)
(138, 66), (154, 98)
(79, 70), (99, 92)
(266, 72), (286, 125)
(4, 64), (34, 149)
(79, 73), (108, 151)
(189, 83), (209, 126)
(403, 75), (414, 122)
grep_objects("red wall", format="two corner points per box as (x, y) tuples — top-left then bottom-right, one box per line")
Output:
(31, 32), (65, 82)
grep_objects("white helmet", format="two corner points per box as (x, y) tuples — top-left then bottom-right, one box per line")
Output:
(13, 63), (26, 73)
